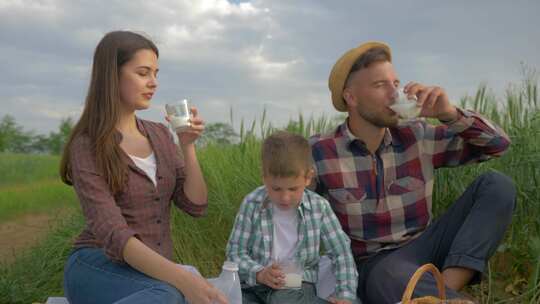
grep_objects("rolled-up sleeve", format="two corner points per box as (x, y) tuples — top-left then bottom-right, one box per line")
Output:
(70, 137), (138, 263)
(226, 198), (265, 286)
(427, 108), (511, 168)
(165, 127), (208, 217)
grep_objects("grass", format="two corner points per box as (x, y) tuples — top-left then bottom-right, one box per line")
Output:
(432, 75), (540, 302)
(0, 153), (76, 223)
(0, 75), (539, 303)
(0, 213), (83, 303)
(0, 153), (62, 188)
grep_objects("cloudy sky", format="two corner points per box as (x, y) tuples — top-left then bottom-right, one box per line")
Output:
(1, 0), (538, 134)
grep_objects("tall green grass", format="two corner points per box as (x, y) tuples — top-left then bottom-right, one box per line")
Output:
(0, 153), (76, 222)
(0, 76), (538, 303)
(434, 75), (540, 302)
(0, 213), (84, 303)
(0, 153), (61, 187)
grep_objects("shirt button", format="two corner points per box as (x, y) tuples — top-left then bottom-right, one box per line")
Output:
(157, 219), (162, 224)
(157, 242), (161, 246)
(154, 197), (160, 202)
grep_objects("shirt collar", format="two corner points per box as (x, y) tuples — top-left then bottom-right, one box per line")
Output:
(262, 190), (312, 215)
(113, 116), (148, 142)
(135, 117), (148, 136)
(338, 119), (399, 151)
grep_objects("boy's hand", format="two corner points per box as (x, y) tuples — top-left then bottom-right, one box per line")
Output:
(256, 263), (285, 289)
(327, 297), (352, 304)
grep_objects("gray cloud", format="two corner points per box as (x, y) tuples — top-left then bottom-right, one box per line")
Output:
(1, 0), (539, 134)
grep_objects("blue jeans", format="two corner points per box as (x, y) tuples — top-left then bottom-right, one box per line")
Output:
(356, 172), (516, 304)
(242, 282), (331, 304)
(64, 247), (187, 304)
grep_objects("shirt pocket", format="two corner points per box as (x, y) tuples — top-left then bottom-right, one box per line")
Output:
(327, 188), (370, 215)
(328, 188), (367, 203)
(387, 176), (425, 195)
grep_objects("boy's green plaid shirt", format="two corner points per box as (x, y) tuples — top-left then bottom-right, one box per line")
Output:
(226, 186), (358, 301)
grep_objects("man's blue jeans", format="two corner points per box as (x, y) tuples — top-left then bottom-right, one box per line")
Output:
(64, 247), (187, 304)
(356, 171), (516, 304)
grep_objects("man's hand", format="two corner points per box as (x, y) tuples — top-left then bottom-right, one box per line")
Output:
(256, 263), (286, 289)
(404, 82), (458, 122)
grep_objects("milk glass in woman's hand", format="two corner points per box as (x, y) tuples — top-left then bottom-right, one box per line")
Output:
(165, 99), (191, 132)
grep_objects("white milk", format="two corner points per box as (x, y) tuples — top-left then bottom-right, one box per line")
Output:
(169, 115), (190, 131)
(166, 99), (191, 132)
(389, 102), (421, 119)
(284, 273), (302, 288)
(389, 89), (421, 119)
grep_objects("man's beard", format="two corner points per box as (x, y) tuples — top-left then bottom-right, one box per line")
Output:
(357, 107), (398, 128)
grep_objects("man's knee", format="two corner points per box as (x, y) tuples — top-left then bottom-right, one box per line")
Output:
(478, 171), (516, 212)
(365, 259), (415, 302)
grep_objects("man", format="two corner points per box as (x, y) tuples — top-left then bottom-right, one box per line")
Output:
(309, 41), (516, 303)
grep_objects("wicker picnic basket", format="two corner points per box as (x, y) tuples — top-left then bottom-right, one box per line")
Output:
(401, 263), (474, 304)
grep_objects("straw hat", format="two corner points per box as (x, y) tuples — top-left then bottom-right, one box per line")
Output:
(328, 41), (391, 112)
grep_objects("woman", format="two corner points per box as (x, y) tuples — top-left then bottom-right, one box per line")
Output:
(60, 30), (227, 304)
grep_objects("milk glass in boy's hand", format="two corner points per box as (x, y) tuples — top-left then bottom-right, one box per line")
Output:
(389, 88), (421, 120)
(276, 258), (303, 289)
(165, 99), (191, 132)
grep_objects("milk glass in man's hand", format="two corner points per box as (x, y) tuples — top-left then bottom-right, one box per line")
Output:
(165, 99), (191, 132)
(389, 88), (421, 120)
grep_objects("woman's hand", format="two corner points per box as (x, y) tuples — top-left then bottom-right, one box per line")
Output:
(165, 106), (205, 146)
(256, 263), (286, 289)
(181, 272), (228, 304)
(177, 106), (205, 146)
(122, 238), (225, 303)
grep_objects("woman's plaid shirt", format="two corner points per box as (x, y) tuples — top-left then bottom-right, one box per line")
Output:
(226, 186), (358, 301)
(309, 108), (510, 259)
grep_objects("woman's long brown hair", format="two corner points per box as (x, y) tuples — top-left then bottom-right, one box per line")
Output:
(60, 31), (159, 194)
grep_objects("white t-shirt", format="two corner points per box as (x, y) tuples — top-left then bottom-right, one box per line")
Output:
(129, 152), (157, 187)
(271, 204), (299, 262)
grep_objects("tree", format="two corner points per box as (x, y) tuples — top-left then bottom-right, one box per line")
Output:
(0, 115), (34, 153)
(44, 117), (74, 154)
(198, 122), (239, 147)
(0, 115), (74, 154)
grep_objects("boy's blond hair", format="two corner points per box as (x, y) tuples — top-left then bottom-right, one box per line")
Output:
(261, 131), (312, 177)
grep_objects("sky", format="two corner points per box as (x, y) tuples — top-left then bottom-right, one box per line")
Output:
(1, 0), (539, 135)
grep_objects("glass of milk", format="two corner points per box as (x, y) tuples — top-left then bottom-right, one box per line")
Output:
(165, 99), (191, 132)
(388, 88), (421, 121)
(278, 258), (303, 289)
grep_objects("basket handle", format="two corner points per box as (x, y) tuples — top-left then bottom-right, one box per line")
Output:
(401, 263), (446, 303)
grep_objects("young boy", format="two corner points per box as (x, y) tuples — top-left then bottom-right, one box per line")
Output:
(226, 131), (358, 304)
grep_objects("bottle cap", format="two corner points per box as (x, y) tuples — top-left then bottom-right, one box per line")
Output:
(223, 261), (239, 271)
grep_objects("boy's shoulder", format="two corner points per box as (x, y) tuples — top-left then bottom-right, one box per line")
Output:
(244, 185), (267, 201)
(239, 186), (268, 210)
(302, 189), (332, 211)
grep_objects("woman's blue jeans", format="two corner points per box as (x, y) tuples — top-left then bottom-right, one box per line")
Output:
(64, 247), (187, 304)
